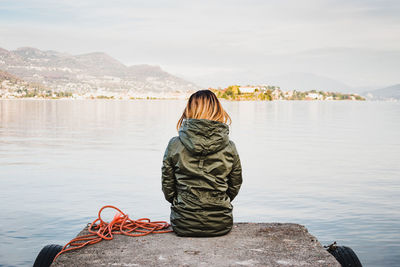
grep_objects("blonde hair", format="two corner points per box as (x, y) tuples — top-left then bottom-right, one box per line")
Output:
(177, 90), (231, 130)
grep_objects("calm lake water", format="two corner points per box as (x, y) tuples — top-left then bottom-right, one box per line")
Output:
(0, 99), (399, 266)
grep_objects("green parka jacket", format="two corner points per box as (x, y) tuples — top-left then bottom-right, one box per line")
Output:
(161, 118), (242, 237)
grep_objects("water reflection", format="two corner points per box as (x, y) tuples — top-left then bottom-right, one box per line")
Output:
(0, 100), (399, 266)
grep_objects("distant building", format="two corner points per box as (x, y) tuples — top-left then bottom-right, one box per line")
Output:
(238, 86), (260, 93)
(307, 93), (323, 100)
(271, 89), (281, 99)
(284, 90), (294, 97)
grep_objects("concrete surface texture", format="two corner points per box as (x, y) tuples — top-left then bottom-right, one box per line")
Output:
(53, 223), (340, 267)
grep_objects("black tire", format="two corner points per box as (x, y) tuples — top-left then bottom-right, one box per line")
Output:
(33, 244), (63, 267)
(328, 245), (362, 267)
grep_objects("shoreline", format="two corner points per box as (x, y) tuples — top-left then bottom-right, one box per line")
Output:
(0, 97), (376, 102)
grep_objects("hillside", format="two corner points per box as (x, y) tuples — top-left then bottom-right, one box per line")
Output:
(0, 47), (198, 96)
(365, 84), (400, 100)
(0, 69), (20, 82)
(0, 70), (49, 97)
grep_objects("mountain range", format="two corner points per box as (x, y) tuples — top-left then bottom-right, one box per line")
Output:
(0, 47), (198, 95)
(364, 84), (400, 100)
(1, 46), (399, 100)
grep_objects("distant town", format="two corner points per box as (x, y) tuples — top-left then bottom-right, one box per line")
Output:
(0, 75), (366, 101)
(211, 85), (365, 101)
(0, 67), (365, 101)
(0, 69), (193, 100)
(0, 72), (365, 101)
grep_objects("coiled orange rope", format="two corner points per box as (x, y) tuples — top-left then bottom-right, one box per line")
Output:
(54, 205), (172, 261)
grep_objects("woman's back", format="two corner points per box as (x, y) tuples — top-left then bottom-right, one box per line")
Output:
(162, 118), (242, 237)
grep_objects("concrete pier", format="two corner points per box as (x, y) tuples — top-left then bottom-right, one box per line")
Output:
(52, 223), (340, 267)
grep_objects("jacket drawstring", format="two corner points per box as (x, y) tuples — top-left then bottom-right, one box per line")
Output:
(199, 158), (204, 168)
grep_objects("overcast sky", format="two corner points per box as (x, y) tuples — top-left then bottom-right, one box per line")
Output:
(1, 0), (399, 88)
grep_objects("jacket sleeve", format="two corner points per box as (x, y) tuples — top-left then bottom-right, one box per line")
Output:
(161, 138), (176, 203)
(227, 142), (243, 201)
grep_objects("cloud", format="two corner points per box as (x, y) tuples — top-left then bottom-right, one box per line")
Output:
(0, 0), (399, 87)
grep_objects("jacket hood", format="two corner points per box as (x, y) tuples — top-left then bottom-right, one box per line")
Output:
(178, 118), (230, 155)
